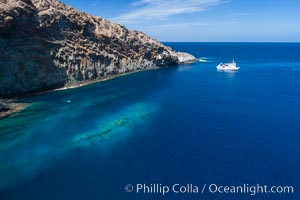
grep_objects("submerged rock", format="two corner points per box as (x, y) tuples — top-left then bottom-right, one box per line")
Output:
(0, 0), (196, 98)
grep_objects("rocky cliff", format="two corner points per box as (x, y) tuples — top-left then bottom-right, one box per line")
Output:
(0, 0), (196, 98)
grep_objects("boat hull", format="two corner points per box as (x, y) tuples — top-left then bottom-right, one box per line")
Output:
(217, 66), (240, 71)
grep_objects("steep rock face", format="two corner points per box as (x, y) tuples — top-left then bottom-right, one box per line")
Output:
(0, 0), (196, 98)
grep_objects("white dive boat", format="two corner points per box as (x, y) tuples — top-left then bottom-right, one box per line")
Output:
(217, 60), (240, 71)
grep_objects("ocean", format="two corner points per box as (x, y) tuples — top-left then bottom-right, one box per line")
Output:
(0, 43), (299, 200)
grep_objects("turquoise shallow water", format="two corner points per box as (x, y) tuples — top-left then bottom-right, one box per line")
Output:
(0, 43), (300, 200)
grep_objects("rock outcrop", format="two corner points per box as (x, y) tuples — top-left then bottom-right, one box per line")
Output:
(0, 99), (26, 119)
(0, 100), (10, 112)
(0, 0), (196, 98)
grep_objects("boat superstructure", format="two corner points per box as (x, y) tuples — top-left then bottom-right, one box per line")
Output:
(217, 60), (240, 71)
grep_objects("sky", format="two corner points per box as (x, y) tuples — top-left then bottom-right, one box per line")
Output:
(61, 0), (300, 42)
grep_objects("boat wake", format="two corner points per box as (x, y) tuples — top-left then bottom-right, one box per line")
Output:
(198, 57), (215, 62)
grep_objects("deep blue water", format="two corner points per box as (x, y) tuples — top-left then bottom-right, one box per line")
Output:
(0, 43), (300, 200)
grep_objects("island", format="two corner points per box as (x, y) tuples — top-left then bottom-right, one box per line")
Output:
(0, 0), (196, 118)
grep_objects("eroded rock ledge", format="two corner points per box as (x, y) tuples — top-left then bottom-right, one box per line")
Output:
(0, 99), (27, 119)
(0, 0), (196, 98)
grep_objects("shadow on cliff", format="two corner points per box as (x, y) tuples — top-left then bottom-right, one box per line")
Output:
(0, 0), (187, 99)
(0, 0), (68, 98)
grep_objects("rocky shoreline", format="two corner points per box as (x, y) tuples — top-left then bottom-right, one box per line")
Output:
(0, 0), (197, 118)
(0, 100), (27, 119)
(0, 65), (187, 119)
(0, 0), (197, 98)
